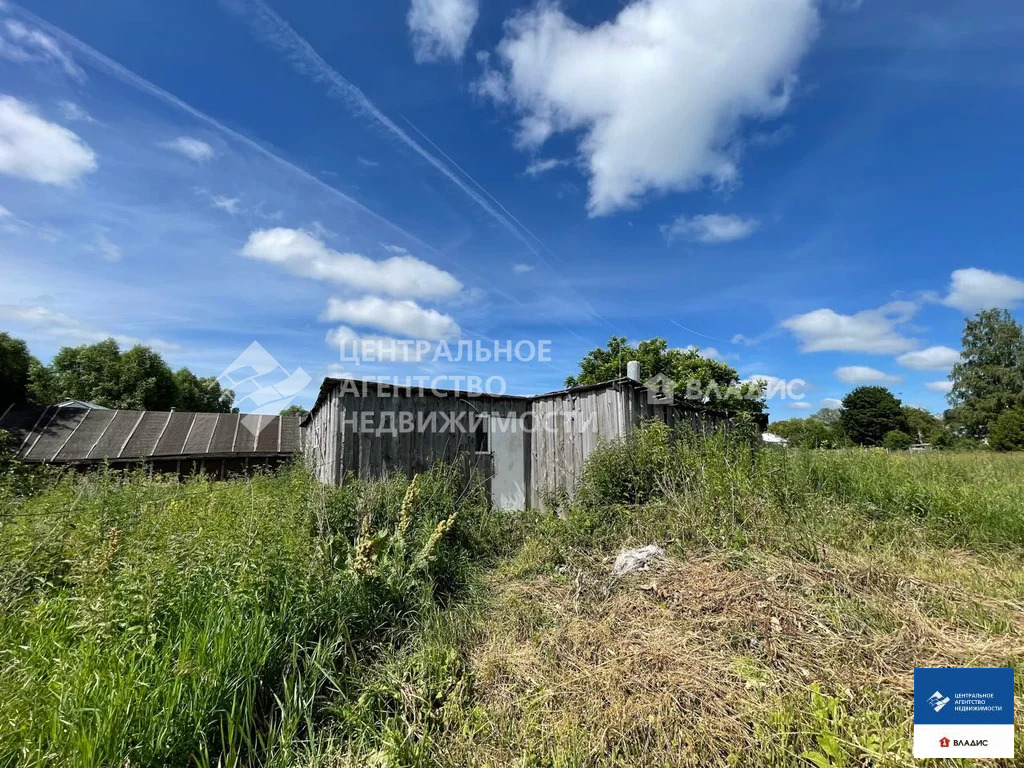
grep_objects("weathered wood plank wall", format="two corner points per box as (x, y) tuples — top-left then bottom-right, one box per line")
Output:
(304, 378), (738, 509)
(304, 383), (532, 499)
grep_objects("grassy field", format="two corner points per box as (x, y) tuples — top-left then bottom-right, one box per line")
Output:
(1, 427), (1022, 766)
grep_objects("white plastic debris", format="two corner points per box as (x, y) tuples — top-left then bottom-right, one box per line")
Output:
(611, 545), (665, 577)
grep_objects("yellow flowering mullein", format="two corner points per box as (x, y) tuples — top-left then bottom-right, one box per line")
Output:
(416, 510), (458, 569)
(397, 474), (420, 541)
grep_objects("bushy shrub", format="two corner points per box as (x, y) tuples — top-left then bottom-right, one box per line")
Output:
(579, 419), (672, 506)
(882, 430), (913, 451)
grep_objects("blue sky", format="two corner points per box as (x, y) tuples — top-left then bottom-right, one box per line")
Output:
(1, 0), (1023, 417)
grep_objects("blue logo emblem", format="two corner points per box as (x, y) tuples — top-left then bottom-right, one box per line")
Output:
(913, 668), (1014, 758)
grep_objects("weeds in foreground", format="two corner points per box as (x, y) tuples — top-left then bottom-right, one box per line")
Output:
(0, 462), (487, 767)
(2, 427), (1023, 767)
(288, 426), (1023, 767)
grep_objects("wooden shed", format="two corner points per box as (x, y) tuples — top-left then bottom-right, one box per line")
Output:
(302, 376), (749, 509)
(0, 404), (301, 477)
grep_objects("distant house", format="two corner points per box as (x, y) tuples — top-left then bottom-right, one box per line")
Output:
(761, 431), (789, 447)
(302, 375), (763, 510)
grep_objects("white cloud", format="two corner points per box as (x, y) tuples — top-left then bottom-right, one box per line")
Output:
(212, 195), (242, 215)
(524, 158), (565, 177)
(322, 296), (460, 340)
(835, 366), (901, 385)
(242, 228), (462, 300)
(0, 304), (180, 352)
(0, 95), (96, 185)
(662, 214), (759, 243)
(478, 0), (818, 215)
(0, 19), (85, 81)
(896, 345), (960, 371)
(731, 333), (760, 346)
(683, 344), (734, 362)
(325, 362), (353, 378)
(789, 401), (813, 411)
(325, 325), (430, 362)
(512, 263), (534, 274)
(160, 136), (215, 162)
(90, 231), (121, 263)
(820, 397), (843, 409)
(57, 100), (94, 123)
(408, 0), (479, 62)
(782, 301), (918, 354)
(925, 380), (953, 394)
(942, 268), (1024, 313)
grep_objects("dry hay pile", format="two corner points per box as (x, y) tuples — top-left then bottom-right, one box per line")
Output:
(459, 550), (1023, 767)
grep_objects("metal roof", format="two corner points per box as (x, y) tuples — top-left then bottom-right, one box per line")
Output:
(0, 404), (301, 464)
(55, 399), (110, 410)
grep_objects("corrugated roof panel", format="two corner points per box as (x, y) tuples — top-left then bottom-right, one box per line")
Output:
(6, 406), (298, 464)
(280, 416), (299, 452)
(153, 411), (196, 456)
(183, 413), (218, 454)
(256, 415), (280, 452)
(0, 404), (49, 454)
(209, 413), (240, 453)
(23, 407), (88, 461)
(55, 409), (117, 462)
(234, 415), (261, 453)
(89, 410), (145, 460)
(122, 411), (172, 459)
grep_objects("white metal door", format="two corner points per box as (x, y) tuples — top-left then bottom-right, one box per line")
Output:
(489, 414), (525, 509)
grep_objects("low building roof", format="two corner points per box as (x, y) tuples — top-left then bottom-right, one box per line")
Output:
(302, 375), (749, 427)
(0, 404), (300, 464)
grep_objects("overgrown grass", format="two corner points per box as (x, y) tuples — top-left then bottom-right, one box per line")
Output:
(2, 428), (1022, 767)
(0, 462), (489, 767)
(289, 425), (1023, 767)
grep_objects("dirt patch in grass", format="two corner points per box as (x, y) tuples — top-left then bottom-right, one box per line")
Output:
(458, 550), (1023, 767)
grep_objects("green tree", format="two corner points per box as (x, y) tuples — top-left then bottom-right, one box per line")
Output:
(566, 336), (765, 414)
(767, 418), (805, 444)
(0, 332), (35, 407)
(812, 407), (843, 426)
(840, 386), (907, 446)
(279, 404), (309, 419)
(882, 430), (913, 451)
(988, 408), (1024, 451)
(901, 405), (942, 444)
(172, 369), (235, 412)
(26, 359), (58, 406)
(46, 339), (174, 410)
(768, 411), (846, 449)
(117, 345), (177, 410)
(948, 309), (1024, 438)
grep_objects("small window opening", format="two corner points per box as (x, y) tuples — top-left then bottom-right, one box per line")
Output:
(474, 416), (489, 453)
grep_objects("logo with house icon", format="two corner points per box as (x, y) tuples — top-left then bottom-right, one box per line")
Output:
(643, 373), (677, 405)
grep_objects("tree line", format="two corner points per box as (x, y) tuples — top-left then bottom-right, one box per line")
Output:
(0, 334), (235, 413)
(770, 309), (1024, 451)
(566, 336), (767, 416)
